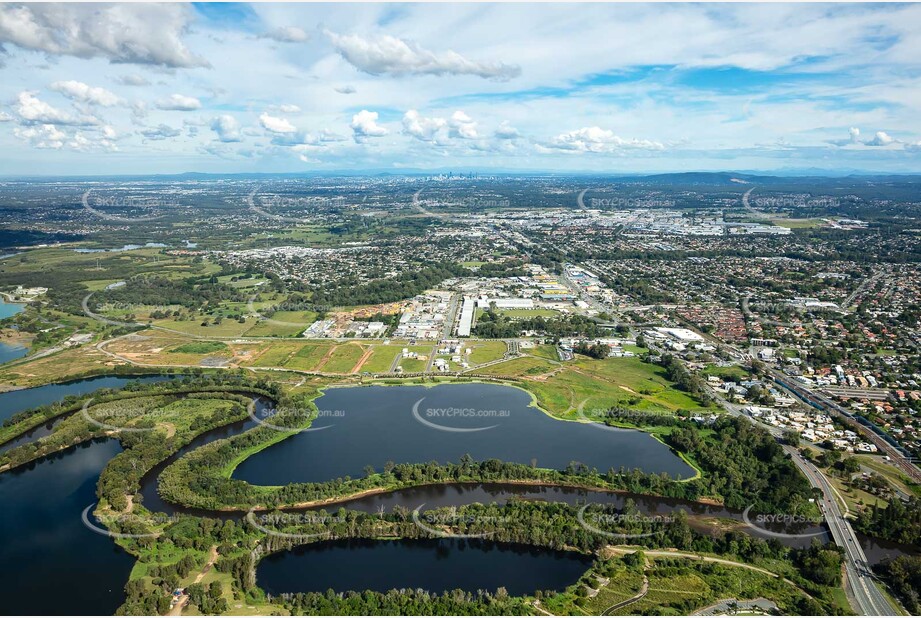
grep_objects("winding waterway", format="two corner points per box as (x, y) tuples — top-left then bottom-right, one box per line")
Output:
(0, 376), (915, 615)
(0, 374), (178, 453)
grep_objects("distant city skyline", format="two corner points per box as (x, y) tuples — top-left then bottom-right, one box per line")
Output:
(2, 2), (921, 175)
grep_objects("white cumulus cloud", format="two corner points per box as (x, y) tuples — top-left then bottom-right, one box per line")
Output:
(448, 111), (478, 139)
(542, 126), (664, 153)
(155, 94), (202, 111)
(51, 80), (121, 106)
(14, 123), (66, 149)
(865, 131), (895, 147)
(211, 115), (242, 142)
(351, 109), (388, 142)
(0, 3), (207, 68)
(326, 31), (520, 81)
(15, 91), (96, 125)
(402, 110), (446, 142)
(259, 113), (297, 134)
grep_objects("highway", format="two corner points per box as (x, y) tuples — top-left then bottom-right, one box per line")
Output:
(785, 446), (898, 616)
(769, 368), (921, 482)
(692, 358), (901, 616)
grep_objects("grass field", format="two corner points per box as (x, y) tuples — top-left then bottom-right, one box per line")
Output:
(243, 314), (314, 337)
(481, 354), (711, 417)
(282, 342), (335, 371)
(579, 567), (645, 614)
(771, 218), (824, 229)
(153, 317), (256, 338)
(398, 356), (430, 373)
(170, 341), (228, 355)
(611, 569), (710, 615)
(466, 340), (508, 365)
(360, 344), (406, 373)
(243, 342), (305, 367)
(0, 346), (114, 388)
(701, 364), (750, 381)
(477, 355), (557, 378)
(527, 344), (564, 361)
(856, 454), (921, 498)
(476, 307), (562, 320)
(317, 343), (368, 373)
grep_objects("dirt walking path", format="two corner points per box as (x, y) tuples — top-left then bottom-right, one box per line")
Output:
(167, 546), (219, 616)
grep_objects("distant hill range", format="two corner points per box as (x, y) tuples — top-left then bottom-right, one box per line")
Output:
(575, 171), (921, 187)
(5, 170), (921, 189)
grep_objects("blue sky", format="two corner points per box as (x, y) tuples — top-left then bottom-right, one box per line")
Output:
(1, 2), (920, 175)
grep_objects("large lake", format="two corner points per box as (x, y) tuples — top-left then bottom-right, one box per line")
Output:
(0, 375), (912, 614)
(234, 383), (695, 484)
(0, 439), (134, 615)
(258, 538), (593, 597)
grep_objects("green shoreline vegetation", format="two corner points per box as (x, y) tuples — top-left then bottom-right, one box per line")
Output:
(0, 374), (280, 470)
(155, 379), (814, 518)
(0, 365), (852, 616)
(111, 500), (848, 616)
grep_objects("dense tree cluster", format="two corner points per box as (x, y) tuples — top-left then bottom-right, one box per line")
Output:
(310, 263), (467, 307)
(282, 588), (527, 615)
(658, 354), (707, 398)
(856, 496), (921, 546)
(472, 260), (528, 278)
(97, 394), (249, 510)
(93, 274), (245, 311)
(790, 542), (844, 587)
(878, 555), (921, 614)
(573, 341), (610, 359)
(664, 416), (816, 513)
(186, 582), (228, 614)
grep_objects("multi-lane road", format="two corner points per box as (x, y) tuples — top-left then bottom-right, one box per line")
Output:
(785, 446), (899, 616)
(770, 369), (921, 483)
(693, 355), (901, 615)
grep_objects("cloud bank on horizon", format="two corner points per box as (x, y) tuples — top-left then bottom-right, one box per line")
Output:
(1, 2), (920, 175)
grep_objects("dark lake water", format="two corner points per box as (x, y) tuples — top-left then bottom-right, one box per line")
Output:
(0, 375), (914, 614)
(0, 299), (26, 364)
(0, 374), (177, 423)
(234, 383), (695, 485)
(258, 538), (593, 597)
(0, 374), (178, 453)
(0, 438), (134, 615)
